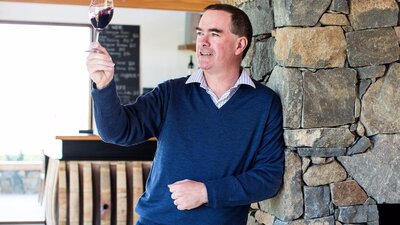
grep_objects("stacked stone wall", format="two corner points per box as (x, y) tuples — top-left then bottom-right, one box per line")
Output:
(223, 0), (400, 224)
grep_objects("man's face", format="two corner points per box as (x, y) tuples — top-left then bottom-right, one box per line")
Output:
(196, 10), (240, 73)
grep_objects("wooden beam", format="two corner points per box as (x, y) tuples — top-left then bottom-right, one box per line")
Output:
(0, 0), (221, 12)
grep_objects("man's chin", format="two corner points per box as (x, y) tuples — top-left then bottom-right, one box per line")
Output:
(198, 64), (211, 71)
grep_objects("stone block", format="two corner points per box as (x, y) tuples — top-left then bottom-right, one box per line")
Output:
(337, 205), (368, 223)
(284, 126), (355, 148)
(273, 219), (306, 225)
(297, 148), (346, 157)
(251, 38), (275, 80)
(267, 66), (302, 128)
(273, 0), (331, 26)
(255, 210), (275, 225)
(347, 136), (371, 156)
(360, 63), (400, 135)
(259, 151), (303, 221)
(394, 26), (400, 44)
(346, 28), (399, 67)
(241, 0), (274, 35)
(303, 160), (347, 186)
(305, 216), (335, 225)
(349, 0), (398, 30)
(329, 0), (349, 14)
(274, 27), (346, 68)
(367, 205), (379, 222)
(304, 185), (331, 219)
(302, 68), (357, 128)
(330, 180), (368, 206)
(319, 13), (350, 26)
(355, 65), (386, 80)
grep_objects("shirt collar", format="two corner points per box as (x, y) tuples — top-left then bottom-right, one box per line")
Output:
(185, 68), (256, 89)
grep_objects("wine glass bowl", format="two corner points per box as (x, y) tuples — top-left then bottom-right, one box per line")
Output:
(88, 0), (114, 44)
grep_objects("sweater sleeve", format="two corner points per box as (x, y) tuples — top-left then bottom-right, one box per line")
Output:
(203, 94), (285, 208)
(92, 79), (168, 146)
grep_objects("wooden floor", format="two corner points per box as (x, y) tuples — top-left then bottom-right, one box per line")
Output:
(0, 194), (44, 224)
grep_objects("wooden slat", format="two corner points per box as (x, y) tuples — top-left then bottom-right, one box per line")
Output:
(56, 135), (101, 141)
(0, 0), (220, 12)
(132, 162), (143, 224)
(68, 162), (80, 225)
(81, 162), (93, 225)
(100, 163), (111, 225)
(44, 159), (59, 225)
(116, 162), (127, 225)
(92, 163), (101, 225)
(58, 161), (67, 225)
(126, 162), (134, 225)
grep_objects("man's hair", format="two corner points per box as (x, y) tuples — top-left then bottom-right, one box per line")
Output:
(204, 4), (253, 59)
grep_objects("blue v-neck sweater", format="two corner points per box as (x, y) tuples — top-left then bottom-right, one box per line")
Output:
(92, 77), (284, 225)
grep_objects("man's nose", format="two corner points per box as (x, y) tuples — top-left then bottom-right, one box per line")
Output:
(198, 36), (210, 47)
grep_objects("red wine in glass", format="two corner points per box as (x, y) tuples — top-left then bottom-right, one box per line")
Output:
(88, 0), (114, 49)
(90, 7), (114, 30)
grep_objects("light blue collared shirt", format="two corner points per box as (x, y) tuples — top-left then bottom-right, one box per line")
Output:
(185, 68), (256, 108)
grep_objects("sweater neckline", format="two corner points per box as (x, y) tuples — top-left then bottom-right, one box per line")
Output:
(200, 84), (244, 112)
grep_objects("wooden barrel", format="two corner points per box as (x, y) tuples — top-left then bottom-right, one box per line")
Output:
(46, 160), (151, 225)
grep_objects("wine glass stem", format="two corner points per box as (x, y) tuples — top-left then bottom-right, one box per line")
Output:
(94, 29), (100, 42)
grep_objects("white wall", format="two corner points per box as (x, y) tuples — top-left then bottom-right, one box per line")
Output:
(0, 2), (197, 89)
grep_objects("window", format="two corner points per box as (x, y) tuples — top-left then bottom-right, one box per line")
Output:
(0, 23), (91, 159)
(0, 22), (91, 222)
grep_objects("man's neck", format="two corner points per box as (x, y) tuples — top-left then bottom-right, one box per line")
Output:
(203, 67), (242, 98)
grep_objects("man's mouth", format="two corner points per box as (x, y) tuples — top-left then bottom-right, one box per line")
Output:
(200, 51), (213, 56)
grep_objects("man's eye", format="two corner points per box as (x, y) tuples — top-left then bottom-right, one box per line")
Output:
(211, 32), (219, 37)
(196, 31), (203, 36)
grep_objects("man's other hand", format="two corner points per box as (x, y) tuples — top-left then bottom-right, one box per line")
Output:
(168, 179), (208, 210)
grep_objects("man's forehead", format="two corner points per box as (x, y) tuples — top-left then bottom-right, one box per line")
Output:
(198, 10), (232, 29)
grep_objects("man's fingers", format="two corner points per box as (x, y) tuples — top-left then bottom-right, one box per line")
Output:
(87, 60), (115, 70)
(87, 52), (114, 64)
(174, 199), (190, 211)
(86, 57), (115, 74)
(173, 179), (190, 185)
(89, 66), (114, 74)
(89, 42), (112, 58)
(176, 204), (187, 211)
(171, 192), (182, 200)
(168, 179), (190, 191)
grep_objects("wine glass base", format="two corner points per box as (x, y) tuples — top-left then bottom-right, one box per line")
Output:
(85, 49), (100, 53)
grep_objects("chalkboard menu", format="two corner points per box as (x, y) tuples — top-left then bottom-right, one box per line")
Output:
(99, 25), (140, 105)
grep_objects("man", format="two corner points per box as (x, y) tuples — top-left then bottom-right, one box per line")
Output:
(86, 4), (284, 225)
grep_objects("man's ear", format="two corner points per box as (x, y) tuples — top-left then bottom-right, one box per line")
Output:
(235, 37), (248, 56)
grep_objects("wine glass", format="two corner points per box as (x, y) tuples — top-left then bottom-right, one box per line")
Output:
(88, 0), (114, 44)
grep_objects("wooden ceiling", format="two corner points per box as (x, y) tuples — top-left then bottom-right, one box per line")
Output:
(1, 0), (221, 11)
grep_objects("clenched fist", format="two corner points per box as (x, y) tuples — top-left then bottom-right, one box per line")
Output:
(168, 179), (208, 210)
